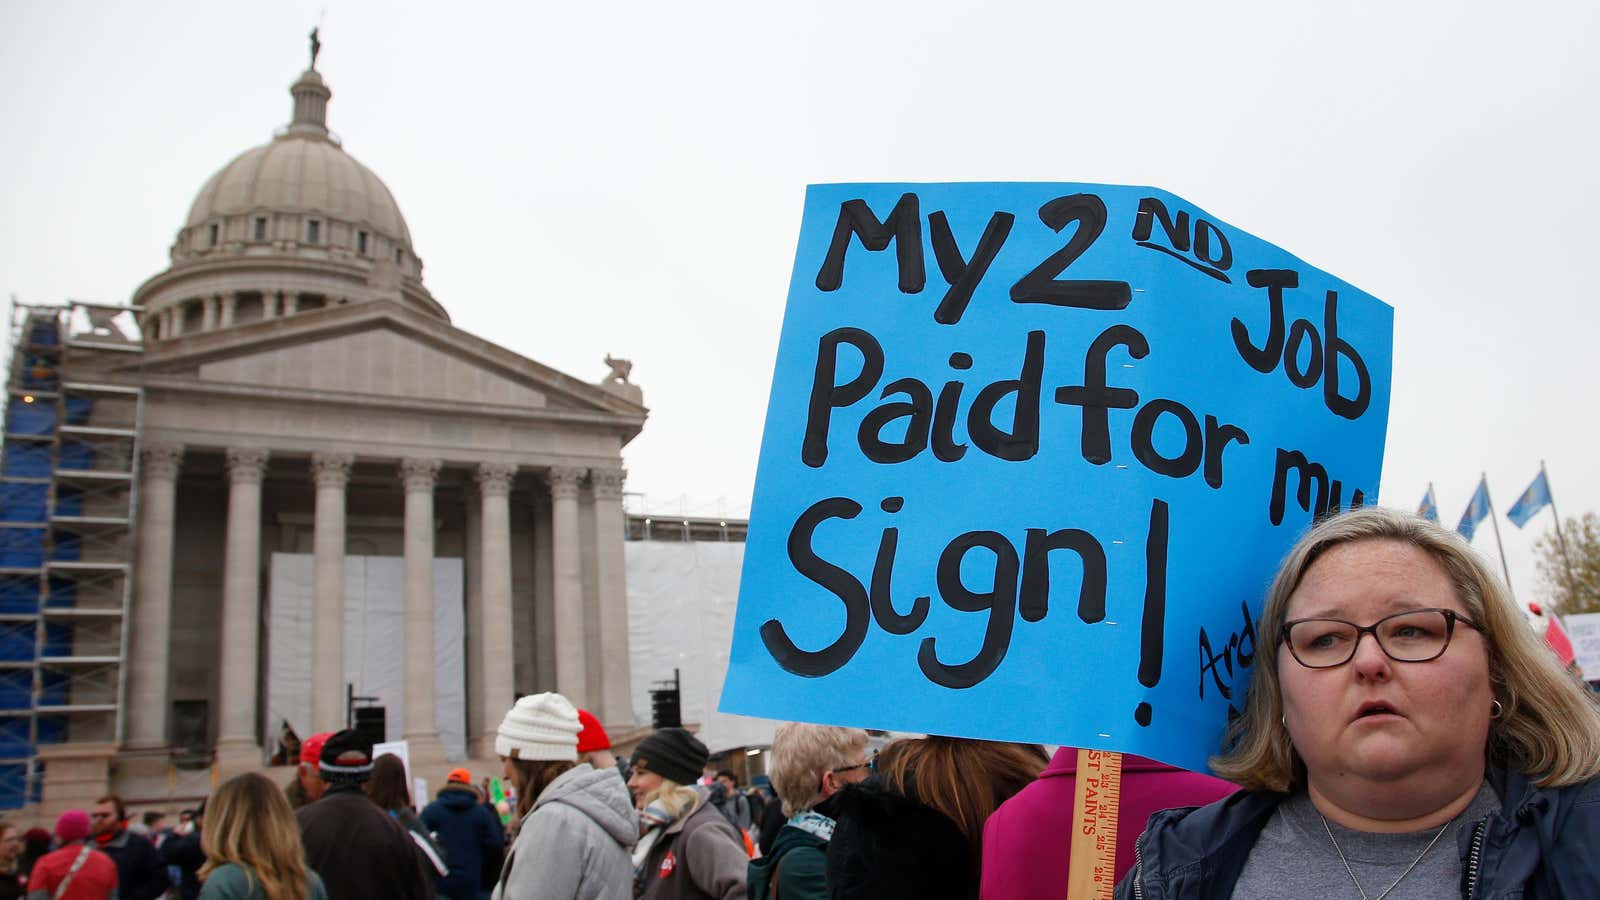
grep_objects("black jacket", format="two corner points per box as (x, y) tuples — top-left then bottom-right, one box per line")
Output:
(297, 783), (434, 900)
(1115, 768), (1600, 899)
(824, 780), (975, 900)
(160, 829), (205, 900)
(98, 829), (170, 900)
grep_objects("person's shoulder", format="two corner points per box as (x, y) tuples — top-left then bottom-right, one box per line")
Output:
(197, 863), (254, 899)
(88, 845), (118, 869)
(687, 796), (740, 835)
(1137, 787), (1281, 860)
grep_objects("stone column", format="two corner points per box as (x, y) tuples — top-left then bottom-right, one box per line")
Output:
(310, 453), (353, 733)
(216, 448), (269, 773)
(590, 467), (634, 726)
(472, 462), (516, 757)
(463, 490), (485, 752)
(169, 305), (185, 337)
(400, 458), (445, 764)
(220, 293), (237, 328)
(284, 293), (300, 316)
(264, 292), (280, 320)
(201, 296), (218, 331)
(548, 467), (587, 705)
(125, 443), (183, 750)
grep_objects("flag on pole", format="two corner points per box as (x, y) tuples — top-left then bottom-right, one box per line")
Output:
(1456, 478), (1491, 541)
(1507, 470), (1553, 529)
(1417, 485), (1438, 523)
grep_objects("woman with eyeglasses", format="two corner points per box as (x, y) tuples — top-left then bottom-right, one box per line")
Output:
(1115, 507), (1600, 899)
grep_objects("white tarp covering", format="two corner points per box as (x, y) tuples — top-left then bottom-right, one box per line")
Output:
(267, 554), (466, 759)
(626, 540), (784, 753)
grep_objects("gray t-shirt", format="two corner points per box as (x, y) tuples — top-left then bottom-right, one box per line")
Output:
(1231, 782), (1499, 900)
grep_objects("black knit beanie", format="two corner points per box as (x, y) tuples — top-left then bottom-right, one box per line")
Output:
(632, 727), (708, 785)
(319, 728), (375, 785)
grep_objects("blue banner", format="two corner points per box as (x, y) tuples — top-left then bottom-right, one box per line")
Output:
(720, 183), (1394, 772)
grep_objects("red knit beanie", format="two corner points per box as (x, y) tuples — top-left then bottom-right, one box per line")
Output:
(575, 709), (610, 754)
(55, 810), (90, 844)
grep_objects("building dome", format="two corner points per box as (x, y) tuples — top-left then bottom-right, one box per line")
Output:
(184, 132), (412, 249)
(134, 65), (447, 341)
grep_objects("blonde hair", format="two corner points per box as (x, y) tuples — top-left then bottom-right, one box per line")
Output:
(768, 723), (870, 817)
(639, 778), (701, 821)
(199, 772), (313, 900)
(1211, 506), (1600, 791)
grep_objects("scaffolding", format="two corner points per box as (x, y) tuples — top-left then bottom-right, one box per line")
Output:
(0, 300), (142, 809)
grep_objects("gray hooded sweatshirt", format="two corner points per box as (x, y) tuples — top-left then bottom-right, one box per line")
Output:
(494, 762), (638, 900)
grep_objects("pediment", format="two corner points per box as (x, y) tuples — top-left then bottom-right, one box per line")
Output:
(123, 301), (645, 421)
(198, 327), (558, 408)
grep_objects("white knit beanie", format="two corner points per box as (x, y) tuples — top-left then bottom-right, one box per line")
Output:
(494, 693), (581, 761)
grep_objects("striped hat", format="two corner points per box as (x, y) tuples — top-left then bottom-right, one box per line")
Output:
(318, 729), (375, 784)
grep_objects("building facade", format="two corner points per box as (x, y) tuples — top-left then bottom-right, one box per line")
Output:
(3, 57), (648, 814)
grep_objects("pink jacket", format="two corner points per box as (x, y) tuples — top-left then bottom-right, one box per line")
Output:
(979, 748), (1236, 899)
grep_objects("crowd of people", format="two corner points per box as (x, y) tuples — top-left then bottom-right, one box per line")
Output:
(5, 508), (1599, 898)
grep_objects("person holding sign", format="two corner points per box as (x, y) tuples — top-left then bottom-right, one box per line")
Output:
(981, 749), (1235, 898)
(1116, 508), (1600, 899)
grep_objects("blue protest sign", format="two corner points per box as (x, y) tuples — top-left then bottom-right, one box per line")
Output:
(719, 183), (1393, 772)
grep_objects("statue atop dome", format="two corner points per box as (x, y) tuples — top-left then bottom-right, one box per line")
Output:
(309, 27), (322, 71)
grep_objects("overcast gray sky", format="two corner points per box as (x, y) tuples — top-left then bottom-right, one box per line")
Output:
(4, 0), (1596, 604)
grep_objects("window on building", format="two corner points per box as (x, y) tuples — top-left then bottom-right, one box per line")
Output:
(307, 219), (321, 243)
(358, 231), (368, 255)
(395, 248), (404, 265)
(254, 217), (267, 241)
(208, 223), (219, 246)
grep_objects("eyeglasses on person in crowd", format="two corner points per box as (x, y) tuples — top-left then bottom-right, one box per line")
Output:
(1279, 607), (1481, 669)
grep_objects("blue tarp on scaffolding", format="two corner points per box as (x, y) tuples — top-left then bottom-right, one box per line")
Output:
(0, 484), (47, 524)
(0, 528), (44, 568)
(1, 445), (50, 478)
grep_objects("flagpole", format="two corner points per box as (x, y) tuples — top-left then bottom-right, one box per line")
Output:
(1483, 473), (1516, 601)
(1542, 460), (1581, 608)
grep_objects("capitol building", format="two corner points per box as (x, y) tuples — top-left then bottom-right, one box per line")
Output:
(0, 50), (659, 815)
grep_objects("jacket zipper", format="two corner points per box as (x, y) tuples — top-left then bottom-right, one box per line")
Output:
(1131, 831), (1146, 900)
(1463, 818), (1487, 899)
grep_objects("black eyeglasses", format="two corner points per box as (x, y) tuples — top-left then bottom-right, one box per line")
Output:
(1280, 607), (1481, 669)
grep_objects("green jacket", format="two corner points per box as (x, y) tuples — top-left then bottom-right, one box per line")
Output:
(747, 819), (829, 900)
(197, 863), (328, 900)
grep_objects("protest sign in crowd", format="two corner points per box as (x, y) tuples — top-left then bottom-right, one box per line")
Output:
(11, 184), (1597, 900)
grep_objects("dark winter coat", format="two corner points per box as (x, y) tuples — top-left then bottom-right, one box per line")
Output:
(745, 795), (842, 900)
(755, 796), (784, 858)
(297, 783), (434, 900)
(824, 780), (975, 900)
(634, 793), (748, 900)
(422, 784), (505, 900)
(1114, 768), (1600, 899)
(161, 829), (205, 900)
(99, 829), (171, 900)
